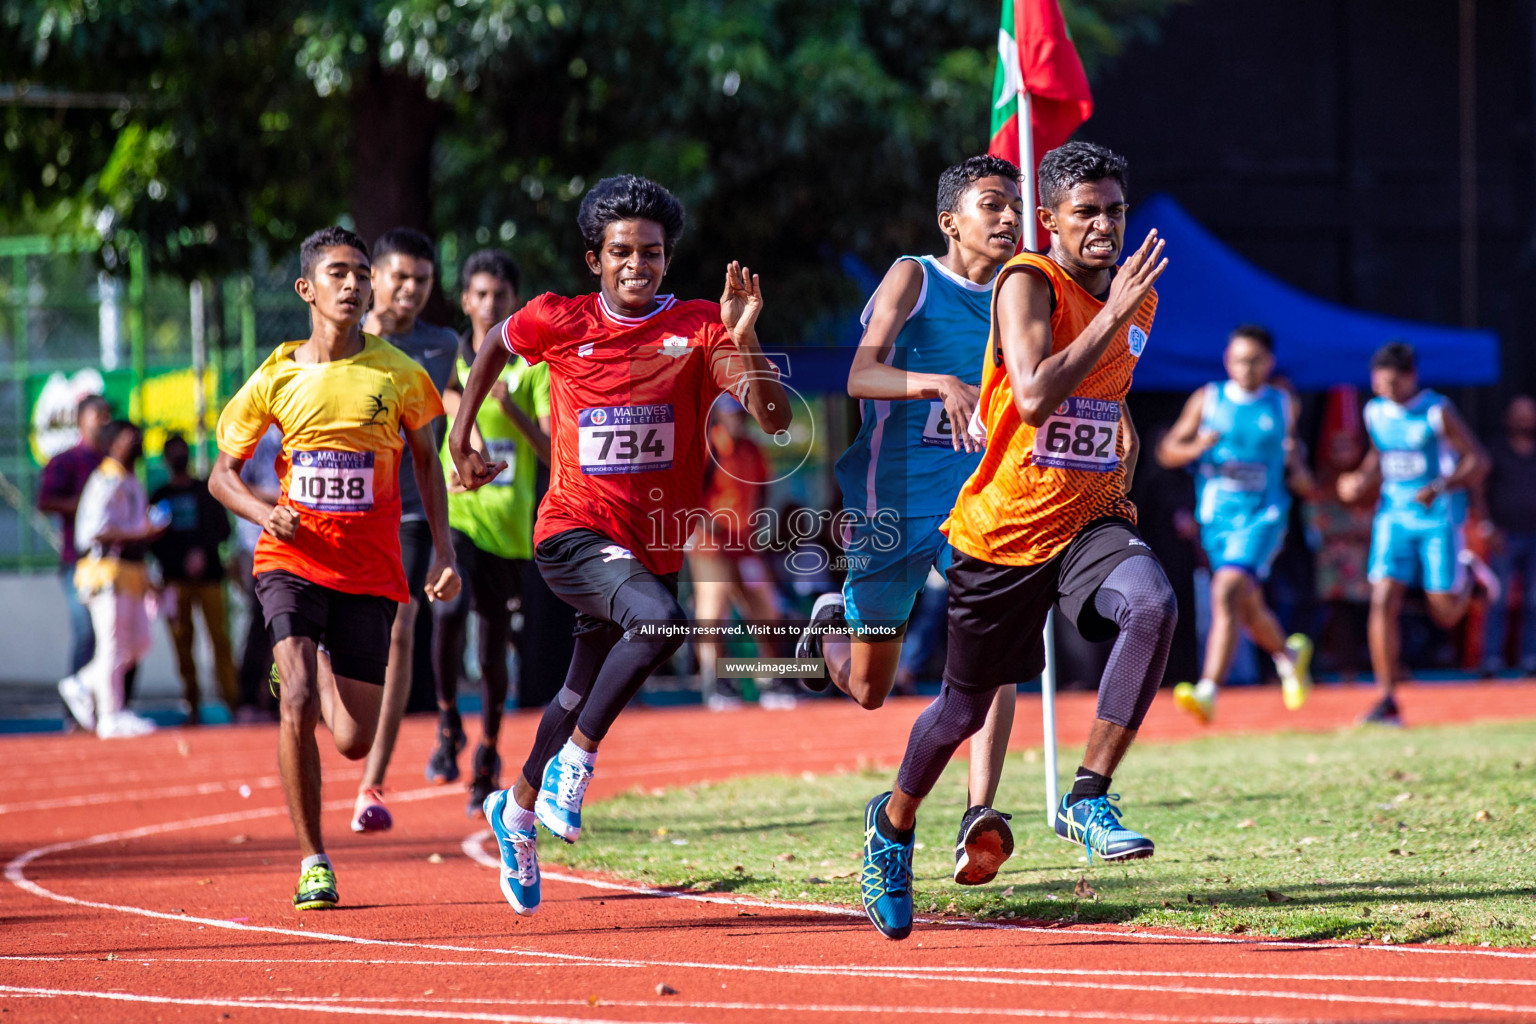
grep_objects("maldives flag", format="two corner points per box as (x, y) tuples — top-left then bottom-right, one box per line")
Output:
(989, 0), (1094, 248)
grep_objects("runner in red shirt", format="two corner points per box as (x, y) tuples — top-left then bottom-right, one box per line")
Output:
(449, 175), (790, 916)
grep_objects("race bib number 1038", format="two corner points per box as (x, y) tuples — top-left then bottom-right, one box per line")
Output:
(290, 450), (375, 512)
(578, 404), (675, 475)
(1032, 397), (1120, 472)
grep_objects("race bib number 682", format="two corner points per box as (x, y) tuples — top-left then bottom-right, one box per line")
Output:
(578, 404), (674, 475)
(1032, 397), (1120, 472)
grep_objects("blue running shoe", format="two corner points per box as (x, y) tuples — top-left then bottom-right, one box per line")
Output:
(536, 755), (594, 843)
(1054, 794), (1154, 863)
(484, 789), (540, 916)
(861, 792), (914, 940)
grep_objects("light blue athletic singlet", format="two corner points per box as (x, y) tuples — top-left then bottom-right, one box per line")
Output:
(835, 255), (993, 519)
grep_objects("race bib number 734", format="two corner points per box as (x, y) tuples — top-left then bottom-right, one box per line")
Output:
(578, 404), (675, 475)
(289, 450), (375, 512)
(1032, 397), (1120, 472)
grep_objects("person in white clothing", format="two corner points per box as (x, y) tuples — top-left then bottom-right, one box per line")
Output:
(58, 421), (167, 738)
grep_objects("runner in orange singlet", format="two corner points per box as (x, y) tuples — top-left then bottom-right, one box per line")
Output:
(860, 142), (1174, 941)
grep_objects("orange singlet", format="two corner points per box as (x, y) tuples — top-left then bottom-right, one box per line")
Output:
(943, 251), (1158, 567)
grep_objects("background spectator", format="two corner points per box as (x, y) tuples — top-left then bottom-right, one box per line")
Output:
(1304, 387), (1376, 678)
(58, 421), (164, 738)
(36, 394), (112, 675)
(1480, 394), (1536, 676)
(150, 434), (238, 723)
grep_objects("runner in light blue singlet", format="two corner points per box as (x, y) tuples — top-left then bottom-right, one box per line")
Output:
(1194, 380), (1292, 579)
(834, 254), (991, 634)
(1345, 342), (1489, 726)
(1156, 325), (1313, 725)
(1364, 389), (1464, 593)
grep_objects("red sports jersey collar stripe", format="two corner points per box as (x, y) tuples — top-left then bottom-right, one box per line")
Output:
(598, 293), (678, 326)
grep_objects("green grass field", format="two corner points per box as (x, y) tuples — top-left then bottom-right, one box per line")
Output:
(541, 719), (1536, 946)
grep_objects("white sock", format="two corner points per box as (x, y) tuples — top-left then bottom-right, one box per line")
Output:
(559, 738), (597, 769)
(1195, 678), (1218, 699)
(502, 798), (537, 833)
(1272, 648), (1294, 670)
(301, 853), (330, 871)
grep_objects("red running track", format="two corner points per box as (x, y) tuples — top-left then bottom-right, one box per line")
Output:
(5, 680), (1536, 1023)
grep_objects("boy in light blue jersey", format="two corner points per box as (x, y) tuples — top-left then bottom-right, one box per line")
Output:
(796, 155), (1023, 886)
(1340, 342), (1489, 725)
(1156, 325), (1314, 724)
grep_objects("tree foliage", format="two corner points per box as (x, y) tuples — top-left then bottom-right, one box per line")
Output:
(3, 0), (1179, 328)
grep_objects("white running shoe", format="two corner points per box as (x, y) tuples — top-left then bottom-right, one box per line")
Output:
(58, 675), (96, 732)
(97, 710), (157, 738)
(536, 754), (594, 843)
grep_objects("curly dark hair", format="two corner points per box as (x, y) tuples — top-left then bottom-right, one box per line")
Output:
(460, 249), (521, 295)
(935, 155), (1022, 217)
(299, 226), (369, 279)
(577, 175), (686, 255)
(1036, 141), (1129, 210)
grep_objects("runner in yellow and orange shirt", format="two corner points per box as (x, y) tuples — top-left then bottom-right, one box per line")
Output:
(209, 226), (460, 912)
(860, 142), (1174, 941)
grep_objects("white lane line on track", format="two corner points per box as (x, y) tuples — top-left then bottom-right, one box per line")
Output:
(8, 982), (1536, 1023)
(17, 822), (1536, 1019)
(460, 829), (1536, 962)
(9, 769), (1536, 1022)
(0, 986), (682, 1024)
(9, 953), (1534, 991)
(0, 776), (284, 815)
(221, 993), (1338, 1023)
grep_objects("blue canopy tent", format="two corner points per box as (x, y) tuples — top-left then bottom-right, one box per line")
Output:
(1125, 194), (1499, 391)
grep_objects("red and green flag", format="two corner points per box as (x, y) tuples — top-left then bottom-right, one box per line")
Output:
(989, 0), (1094, 249)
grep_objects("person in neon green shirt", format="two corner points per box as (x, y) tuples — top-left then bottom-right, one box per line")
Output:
(428, 250), (551, 815)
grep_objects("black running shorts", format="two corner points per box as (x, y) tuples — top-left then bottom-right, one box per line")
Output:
(252, 569), (395, 685)
(943, 517), (1162, 694)
(534, 528), (679, 627)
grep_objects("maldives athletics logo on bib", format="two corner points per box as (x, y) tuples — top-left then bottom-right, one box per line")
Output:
(1126, 324), (1149, 357)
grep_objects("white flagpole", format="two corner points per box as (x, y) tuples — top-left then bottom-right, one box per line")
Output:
(1019, 88), (1058, 824)
(1020, 90), (1037, 251)
(1042, 608), (1059, 825)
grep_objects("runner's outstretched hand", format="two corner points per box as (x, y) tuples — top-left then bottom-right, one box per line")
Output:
(719, 261), (763, 341)
(449, 444), (507, 493)
(1104, 229), (1167, 325)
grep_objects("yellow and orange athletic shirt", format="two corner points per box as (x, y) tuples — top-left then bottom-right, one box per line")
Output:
(943, 251), (1158, 567)
(217, 334), (444, 602)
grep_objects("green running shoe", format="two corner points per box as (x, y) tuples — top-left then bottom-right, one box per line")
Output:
(293, 862), (338, 910)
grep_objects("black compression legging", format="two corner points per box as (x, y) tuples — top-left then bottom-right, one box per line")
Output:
(519, 576), (687, 786)
(895, 555), (1176, 800)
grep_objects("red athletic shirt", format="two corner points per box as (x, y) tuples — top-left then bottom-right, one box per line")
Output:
(497, 292), (769, 575)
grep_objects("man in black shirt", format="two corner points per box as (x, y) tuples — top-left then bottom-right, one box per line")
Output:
(1480, 395), (1536, 676)
(151, 434), (238, 722)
